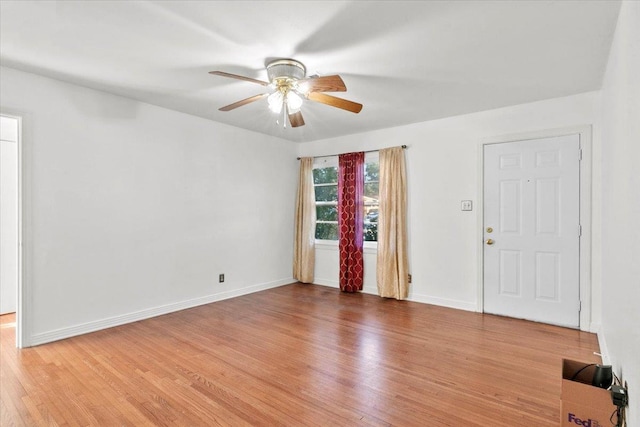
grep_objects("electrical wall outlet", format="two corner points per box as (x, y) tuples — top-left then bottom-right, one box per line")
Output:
(408, 274), (412, 283)
(219, 274), (225, 283)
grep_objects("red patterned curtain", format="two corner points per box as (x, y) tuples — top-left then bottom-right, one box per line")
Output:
(338, 152), (365, 292)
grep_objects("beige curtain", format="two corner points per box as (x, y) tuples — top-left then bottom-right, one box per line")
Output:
(377, 146), (409, 299)
(293, 157), (316, 283)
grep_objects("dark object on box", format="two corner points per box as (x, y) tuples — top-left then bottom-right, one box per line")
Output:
(561, 359), (617, 427)
(611, 384), (628, 407)
(592, 364), (613, 389)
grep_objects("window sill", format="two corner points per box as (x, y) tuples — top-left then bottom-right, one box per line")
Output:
(315, 240), (378, 254)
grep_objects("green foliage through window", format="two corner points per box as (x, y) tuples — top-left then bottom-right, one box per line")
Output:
(313, 158), (379, 242)
(314, 166), (339, 240)
(363, 160), (379, 242)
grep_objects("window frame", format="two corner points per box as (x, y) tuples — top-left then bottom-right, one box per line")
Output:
(312, 153), (378, 249)
(363, 152), (379, 244)
(312, 157), (339, 243)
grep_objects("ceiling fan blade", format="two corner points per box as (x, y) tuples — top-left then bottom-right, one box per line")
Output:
(298, 75), (346, 93)
(209, 71), (269, 87)
(288, 109), (305, 128)
(219, 93), (268, 111)
(307, 92), (363, 114)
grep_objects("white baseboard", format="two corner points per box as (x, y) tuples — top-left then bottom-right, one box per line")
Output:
(314, 280), (377, 295)
(313, 279), (339, 289)
(409, 293), (477, 312)
(588, 322), (601, 334)
(595, 325), (610, 365)
(362, 286), (378, 295)
(312, 280), (376, 296)
(314, 280), (476, 311)
(29, 278), (293, 346)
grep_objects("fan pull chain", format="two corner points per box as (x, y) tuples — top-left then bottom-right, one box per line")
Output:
(283, 104), (287, 128)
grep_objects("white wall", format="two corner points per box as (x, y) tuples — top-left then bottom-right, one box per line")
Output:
(0, 66), (298, 346)
(600, 2), (640, 425)
(298, 91), (601, 317)
(0, 115), (19, 314)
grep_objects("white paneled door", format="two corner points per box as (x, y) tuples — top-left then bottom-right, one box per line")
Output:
(483, 134), (581, 328)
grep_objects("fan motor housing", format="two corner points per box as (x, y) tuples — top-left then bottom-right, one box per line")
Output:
(267, 59), (306, 83)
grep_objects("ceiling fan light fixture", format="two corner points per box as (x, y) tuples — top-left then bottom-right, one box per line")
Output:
(268, 91), (284, 114)
(211, 57), (362, 128)
(266, 59), (306, 83)
(286, 91), (303, 112)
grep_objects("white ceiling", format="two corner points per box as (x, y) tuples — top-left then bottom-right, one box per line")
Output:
(0, 1), (621, 143)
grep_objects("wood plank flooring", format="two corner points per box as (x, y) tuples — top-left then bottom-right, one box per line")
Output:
(0, 283), (601, 426)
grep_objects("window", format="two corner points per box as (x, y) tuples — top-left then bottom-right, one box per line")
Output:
(313, 159), (339, 240)
(313, 153), (379, 242)
(363, 154), (379, 241)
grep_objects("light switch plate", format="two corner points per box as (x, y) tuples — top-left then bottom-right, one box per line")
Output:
(461, 200), (473, 211)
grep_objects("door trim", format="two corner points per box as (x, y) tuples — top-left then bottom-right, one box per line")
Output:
(476, 125), (593, 332)
(0, 110), (29, 348)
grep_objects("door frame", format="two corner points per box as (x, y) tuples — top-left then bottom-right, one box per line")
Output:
(476, 125), (593, 332)
(0, 110), (28, 348)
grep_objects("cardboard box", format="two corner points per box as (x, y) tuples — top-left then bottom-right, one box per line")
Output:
(561, 359), (616, 426)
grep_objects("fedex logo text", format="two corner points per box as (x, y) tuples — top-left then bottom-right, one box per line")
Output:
(567, 413), (602, 426)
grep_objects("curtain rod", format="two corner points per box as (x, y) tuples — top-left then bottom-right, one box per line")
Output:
(297, 145), (407, 160)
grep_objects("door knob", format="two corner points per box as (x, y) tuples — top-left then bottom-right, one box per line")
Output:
(486, 239), (494, 245)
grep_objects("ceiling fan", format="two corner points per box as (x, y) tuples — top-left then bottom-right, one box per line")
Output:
(209, 59), (362, 128)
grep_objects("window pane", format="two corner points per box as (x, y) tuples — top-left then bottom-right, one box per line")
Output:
(315, 185), (338, 202)
(365, 209), (379, 223)
(364, 182), (379, 198)
(364, 222), (378, 241)
(316, 205), (338, 221)
(316, 223), (339, 240)
(364, 162), (379, 182)
(313, 167), (338, 184)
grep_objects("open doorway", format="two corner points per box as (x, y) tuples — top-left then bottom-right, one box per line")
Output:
(0, 114), (22, 347)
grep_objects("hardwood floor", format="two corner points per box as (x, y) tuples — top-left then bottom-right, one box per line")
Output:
(1, 283), (601, 426)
